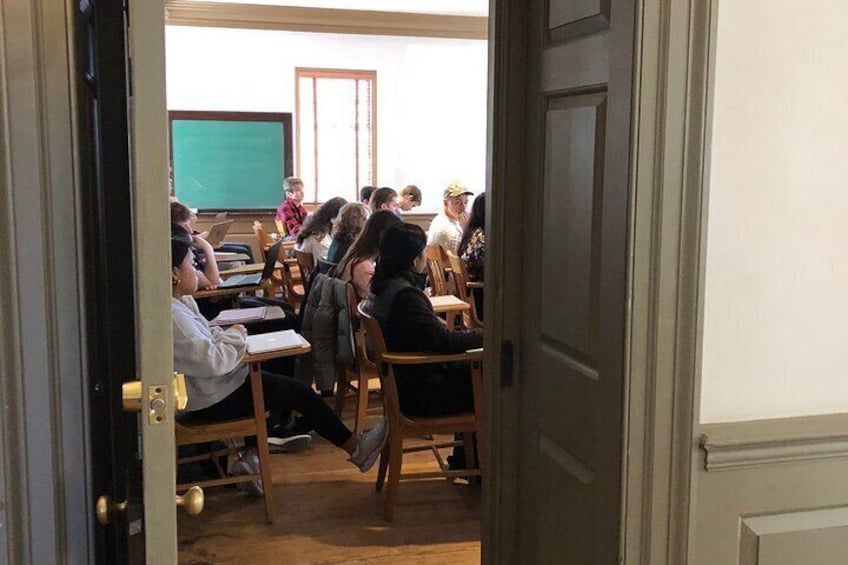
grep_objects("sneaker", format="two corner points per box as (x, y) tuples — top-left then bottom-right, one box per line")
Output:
(267, 424), (313, 452)
(232, 451), (264, 496)
(267, 433), (312, 452)
(348, 418), (389, 473)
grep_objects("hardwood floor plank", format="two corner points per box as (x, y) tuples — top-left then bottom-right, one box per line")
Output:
(178, 400), (481, 564)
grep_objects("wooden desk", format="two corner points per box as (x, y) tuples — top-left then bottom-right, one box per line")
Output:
(241, 334), (311, 526)
(214, 251), (251, 262)
(219, 261), (282, 278)
(429, 294), (471, 330)
(193, 280), (271, 305)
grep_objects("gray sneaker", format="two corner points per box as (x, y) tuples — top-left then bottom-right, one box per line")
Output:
(348, 418), (389, 473)
(232, 450), (264, 496)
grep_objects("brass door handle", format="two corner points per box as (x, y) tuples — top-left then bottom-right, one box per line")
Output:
(176, 486), (204, 515)
(96, 495), (127, 525)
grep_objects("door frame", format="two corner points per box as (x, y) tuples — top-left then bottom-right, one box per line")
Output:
(483, 0), (714, 562)
(129, 0), (180, 562)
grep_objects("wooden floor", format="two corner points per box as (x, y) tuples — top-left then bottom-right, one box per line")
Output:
(177, 399), (482, 564)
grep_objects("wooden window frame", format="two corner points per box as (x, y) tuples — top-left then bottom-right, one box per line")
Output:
(294, 68), (378, 204)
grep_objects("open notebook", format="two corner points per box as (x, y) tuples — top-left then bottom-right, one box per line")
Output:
(245, 330), (305, 355)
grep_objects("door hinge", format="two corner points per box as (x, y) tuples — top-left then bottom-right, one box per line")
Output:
(500, 339), (514, 387)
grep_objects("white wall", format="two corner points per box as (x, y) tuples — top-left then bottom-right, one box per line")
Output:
(165, 26), (488, 211)
(700, 1), (848, 423)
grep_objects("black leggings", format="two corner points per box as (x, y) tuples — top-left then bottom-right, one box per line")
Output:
(192, 371), (353, 447)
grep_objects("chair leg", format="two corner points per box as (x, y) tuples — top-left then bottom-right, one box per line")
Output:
(463, 432), (477, 475)
(383, 433), (403, 521)
(354, 371), (370, 435)
(254, 437), (276, 525)
(334, 368), (349, 418)
(375, 443), (389, 493)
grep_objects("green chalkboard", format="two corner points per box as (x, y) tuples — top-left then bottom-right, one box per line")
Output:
(169, 111), (293, 210)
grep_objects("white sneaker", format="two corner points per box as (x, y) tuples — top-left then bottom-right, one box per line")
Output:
(348, 418), (389, 473)
(232, 450), (264, 496)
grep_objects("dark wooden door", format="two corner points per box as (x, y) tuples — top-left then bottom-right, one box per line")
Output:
(74, 1), (140, 562)
(511, 0), (637, 562)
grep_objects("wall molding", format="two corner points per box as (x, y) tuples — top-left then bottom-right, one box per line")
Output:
(164, 1), (488, 40)
(701, 414), (848, 471)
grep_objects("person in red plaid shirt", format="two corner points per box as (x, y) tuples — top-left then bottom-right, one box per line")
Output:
(276, 177), (308, 238)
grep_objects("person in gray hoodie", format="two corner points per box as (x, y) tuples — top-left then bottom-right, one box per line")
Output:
(169, 224), (388, 489)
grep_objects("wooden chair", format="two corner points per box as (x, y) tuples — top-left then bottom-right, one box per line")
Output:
(274, 218), (288, 239)
(175, 369), (277, 524)
(357, 302), (485, 521)
(424, 245), (451, 296)
(253, 221), (273, 261)
(294, 249), (316, 288)
(445, 251), (484, 329)
(334, 283), (379, 434)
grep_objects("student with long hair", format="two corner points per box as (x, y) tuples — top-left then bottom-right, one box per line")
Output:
(335, 210), (403, 298)
(327, 202), (369, 264)
(457, 193), (485, 318)
(295, 197), (347, 262)
(369, 187), (400, 215)
(365, 223), (482, 467)
(170, 224), (388, 494)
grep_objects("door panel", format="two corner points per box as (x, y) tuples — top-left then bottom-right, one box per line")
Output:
(516, 0), (635, 562)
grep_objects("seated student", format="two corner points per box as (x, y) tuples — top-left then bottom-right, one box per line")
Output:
(369, 187), (400, 215)
(427, 183), (473, 253)
(399, 185), (422, 212)
(170, 225), (389, 494)
(359, 185), (376, 208)
(171, 201), (222, 289)
(458, 192), (486, 319)
(327, 202), (369, 264)
(335, 210), (403, 299)
(276, 177), (308, 238)
(365, 224), (482, 466)
(295, 197), (347, 263)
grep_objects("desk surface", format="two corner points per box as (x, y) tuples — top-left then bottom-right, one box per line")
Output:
(214, 251), (251, 263)
(193, 280), (268, 299)
(243, 335), (311, 363)
(429, 294), (470, 313)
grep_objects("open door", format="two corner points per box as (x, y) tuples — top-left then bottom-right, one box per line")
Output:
(487, 0), (636, 562)
(77, 0), (179, 562)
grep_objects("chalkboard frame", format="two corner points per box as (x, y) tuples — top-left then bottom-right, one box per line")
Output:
(168, 110), (294, 212)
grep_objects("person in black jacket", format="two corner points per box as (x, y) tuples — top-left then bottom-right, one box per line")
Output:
(366, 223), (483, 418)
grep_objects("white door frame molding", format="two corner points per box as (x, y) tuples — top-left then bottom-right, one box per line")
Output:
(483, 0), (714, 562)
(0, 0), (92, 561)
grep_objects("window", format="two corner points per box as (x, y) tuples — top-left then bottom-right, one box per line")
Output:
(295, 68), (376, 204)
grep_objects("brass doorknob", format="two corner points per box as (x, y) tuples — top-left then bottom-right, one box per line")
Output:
(95, 495), (128, 525)
(176, 486), (204, 515)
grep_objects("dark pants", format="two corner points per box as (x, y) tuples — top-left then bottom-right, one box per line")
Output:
(217, 242), (254, 263)
(396, 361), (477, 469)
(397, 361), (475, 417)
(192, 371), (353, 447)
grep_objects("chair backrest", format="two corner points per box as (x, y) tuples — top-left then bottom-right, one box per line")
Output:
(356, 302), (401, 418)
(424, 245), (450, 296)
(275, 218), (288, 238)
(316, 258), (338, 277)
(253, 221), (271, 261)
(446, 250), (482, 328)
(294, 249), (316, 286)
(347, 284), (376, 372)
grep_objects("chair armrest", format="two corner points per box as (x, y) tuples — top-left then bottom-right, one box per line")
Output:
(380, 349), (484, 365)
(466, 281), (484, 289)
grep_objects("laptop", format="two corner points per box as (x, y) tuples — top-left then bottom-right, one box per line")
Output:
(218, 240), (282, 289)
(246, 330), (305, 355)
(204, 220), (233, 247)
(213, 211), (228, 222)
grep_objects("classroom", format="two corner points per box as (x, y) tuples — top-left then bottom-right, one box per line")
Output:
(5, 1), (848, 564)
